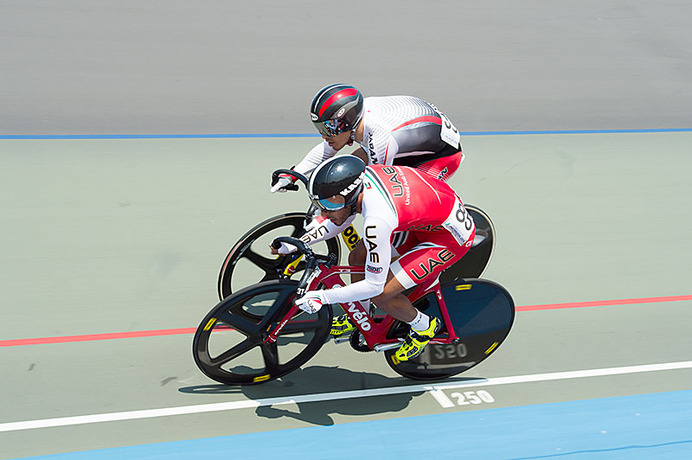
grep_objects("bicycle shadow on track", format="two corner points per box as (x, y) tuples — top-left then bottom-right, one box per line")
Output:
(179, 365), (477, 426)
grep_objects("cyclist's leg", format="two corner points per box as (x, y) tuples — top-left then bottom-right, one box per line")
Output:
(370, 269), (438, 361)
(376, 242), (459, 319)
(414, 150), (464, 182)
(379, 231), (474, 360)
(332, 238), (396, 337)
(371, 273), (415, 320)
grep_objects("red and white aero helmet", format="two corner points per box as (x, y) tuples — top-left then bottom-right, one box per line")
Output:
(309, 84), (364, 137)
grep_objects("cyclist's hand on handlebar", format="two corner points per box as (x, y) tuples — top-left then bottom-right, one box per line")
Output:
(295, 290), (327, 314)
(270, 172), (297, 193)
(269, 241), (298, 255)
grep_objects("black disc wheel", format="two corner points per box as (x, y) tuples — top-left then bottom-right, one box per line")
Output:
(217, 212), (341, 300)
(194, 279), (332, 385)
(385, 278), (514, 381)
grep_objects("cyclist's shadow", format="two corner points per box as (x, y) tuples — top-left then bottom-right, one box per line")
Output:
(180, 365), (427, 426)
(245, 365), (423, 426)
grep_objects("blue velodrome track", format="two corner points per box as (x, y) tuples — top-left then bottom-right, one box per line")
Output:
(17, 391), (692, 459)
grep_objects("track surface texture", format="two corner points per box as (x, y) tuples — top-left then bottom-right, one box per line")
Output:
(1, 1), (691, 459)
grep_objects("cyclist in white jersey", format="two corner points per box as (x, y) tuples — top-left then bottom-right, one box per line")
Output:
(270, 83), (464, 191)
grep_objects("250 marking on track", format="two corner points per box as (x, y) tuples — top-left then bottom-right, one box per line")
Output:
(429, 389), (496, 408)
(450, 390), (495, 405)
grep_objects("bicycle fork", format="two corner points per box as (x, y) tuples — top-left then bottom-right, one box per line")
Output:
(263, 303), (301, 344)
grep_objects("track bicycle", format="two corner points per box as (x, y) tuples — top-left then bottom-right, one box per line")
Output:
(217, 169), (496, 299)
(193, 237), (515, 385)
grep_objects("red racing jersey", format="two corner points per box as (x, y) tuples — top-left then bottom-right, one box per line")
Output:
(312, 165), (475, 306)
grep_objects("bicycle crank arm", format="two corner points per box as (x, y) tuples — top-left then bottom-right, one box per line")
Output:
(373, 341), (404, 352)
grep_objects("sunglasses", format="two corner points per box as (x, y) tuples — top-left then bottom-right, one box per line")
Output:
(313, 119), (344, 138)
(310, 194), (346, 212)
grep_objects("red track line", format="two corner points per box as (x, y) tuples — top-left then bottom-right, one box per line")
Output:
(2, 295), (690, 348)
(516, 295), (692, 311)
(0, 328), (197, 347)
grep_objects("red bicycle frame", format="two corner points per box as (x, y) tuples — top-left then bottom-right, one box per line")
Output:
(265, 263), (461, 349)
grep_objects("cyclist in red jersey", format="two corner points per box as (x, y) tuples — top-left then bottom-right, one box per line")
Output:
(271, 156), (475, 361)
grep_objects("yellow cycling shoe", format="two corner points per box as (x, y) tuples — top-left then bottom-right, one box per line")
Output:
(330, 314), (356, 337)
(394, 317), (440, 361)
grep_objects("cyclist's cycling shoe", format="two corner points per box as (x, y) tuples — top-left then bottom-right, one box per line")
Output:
(330, 314), (356, 337)
(395, 317), (440, 361)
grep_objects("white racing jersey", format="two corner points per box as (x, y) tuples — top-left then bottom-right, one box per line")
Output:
(294, 96), (463, 176)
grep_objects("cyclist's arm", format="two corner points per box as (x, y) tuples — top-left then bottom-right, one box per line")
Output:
(293, 142), (338, 176)
(320, 215), (394, 305)
(299, 212), (357, 247)
(351, 147), (369, 165)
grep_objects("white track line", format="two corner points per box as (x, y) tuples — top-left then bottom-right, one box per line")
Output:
(2, 361), (691, 433)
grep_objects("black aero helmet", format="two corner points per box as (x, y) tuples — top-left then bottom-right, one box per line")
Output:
(310, 84), (364, 137)
(308, 156), (366, 213)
